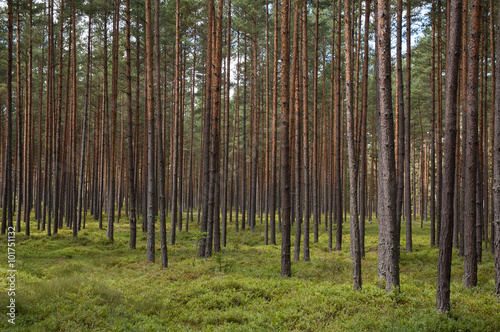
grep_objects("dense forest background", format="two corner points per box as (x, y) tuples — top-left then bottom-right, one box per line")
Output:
(1, 0), (500, 326)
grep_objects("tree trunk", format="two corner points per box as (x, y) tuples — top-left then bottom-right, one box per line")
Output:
(211, 0), (224, 254)
(199, 0), (214, 258)
(359, 0), (371, 258)
(396, 0), (404, 235)
(270, 0), (279, 245)
(489, 0), (496, 255)
(125, 0), (137, 249)
(334, 0), (342, 252)
(24, 2), (33, 236)
(171, 0), (181, 245)
(15, 11), (23, 234)
(376, 0), (399, 292)
(264, 1), (270, 245)
(459, 0), (468, 257)
(157, 0), (168, 267)
(463, 0), (481, 289)
(107, 0), (120, 241)
(436, 0), (443, 247)
(302, 0), (310, 262)
(436, 0), (462, 312)
(188, 31), (197, 233)
(312, 0), (320, 244)
(430, 2), (437, 247)
(281, 0), (292, 278)
(2, 0), (14, 235)
(345, 0), (362, 290)
(250, 21), (259, 233)
(404, 0), (412, 252)
(293, 0), (302, 262)
(77, 3), (92, 234)
(242, 36), (247, 231)
(493, 0), (500, 297)
(145, 0), (155, 263)
(221, 0), (232, 247)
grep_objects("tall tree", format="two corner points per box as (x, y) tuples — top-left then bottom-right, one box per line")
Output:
(2, 0), (14, 235)
(302, 0), (310, 262)
(125, 0), (137, 249)
(145, 0), (155, 263)
(396, 0), (404, 233)
(270, 0), (279, 246)
(15, 10), (23, 234)
(221, 0), (231, 247)
(436, 0), (462, 312)
(376, 0), (399, 292)
(249, 11), (259, 233)
(404, 0), (412, 252)
(430, 0), (437, 247)
(463, 0), (481, 289)
(359, 0), (371, 258)
(345, 0), (362, 290)
(489, 0), (496, 255)
(199, 0), (214, 258)
(280, 0), (292, 278)
(334, 0), (342, 251)
(157, 0), (168, 268)
(77, 0), (93, 236)
(171, 0), (181, 245)
(24, 0), (33, 236)
(208, 0), (224, 255)
(108, 0), (121, 241)
(264, 0), (270, 245)
(436, 0), (443, 246)
(292, 0), (302, 262)
(312, 0), (320, 244)
(494, 0), (500, 297)
(47, 0), (55, 236)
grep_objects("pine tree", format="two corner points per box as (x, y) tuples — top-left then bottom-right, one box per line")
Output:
(437, 0), (462, 312)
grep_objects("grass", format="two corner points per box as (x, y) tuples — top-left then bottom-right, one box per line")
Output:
(0, 210), (499, 331)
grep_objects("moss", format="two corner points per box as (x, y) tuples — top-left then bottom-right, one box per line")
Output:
(0, 211), (498, 331)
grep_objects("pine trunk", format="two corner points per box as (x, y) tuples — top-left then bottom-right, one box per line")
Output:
(436, 0), (462, 312)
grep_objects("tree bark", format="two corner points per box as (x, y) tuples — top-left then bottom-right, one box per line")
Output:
(494, 0), (500, 297)
(281, 0), (292, 278)
(312, 0), (320, 244)
(404, 0), (412, 253)
(359, 0), (371, 258)
(157, 0), (168, 268)
(171, 0), (181, 245)
(125, 0), (137, 249)
(436, 0), (462, 312)
(345, 0), (362, 290)
(145, 0), (155, 263)
(376, 0), (399, 292)
(221, 0), (232, 247)
(108, 0), (120, 241)
(334, 0), (342, 251)
(436, 0), (443, 247)
(302, 0), (310, 262)
(270, 0), (279, 245)
(77, 0), (92, 237)
(396, 0), (404, 234)
(2, 0), (14, 235)
(463, 0), (481, 289)
(292, 0), (302, 262)
(199, 0), (214, 258)
(430, 2), (437, 247)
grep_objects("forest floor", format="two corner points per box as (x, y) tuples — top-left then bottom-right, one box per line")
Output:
(0, 210), (499, 331)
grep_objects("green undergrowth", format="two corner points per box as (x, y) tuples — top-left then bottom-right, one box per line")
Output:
(0, 210), (499, 331)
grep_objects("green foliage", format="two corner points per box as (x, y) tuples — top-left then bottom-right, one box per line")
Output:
(0, 212), (499, 331)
